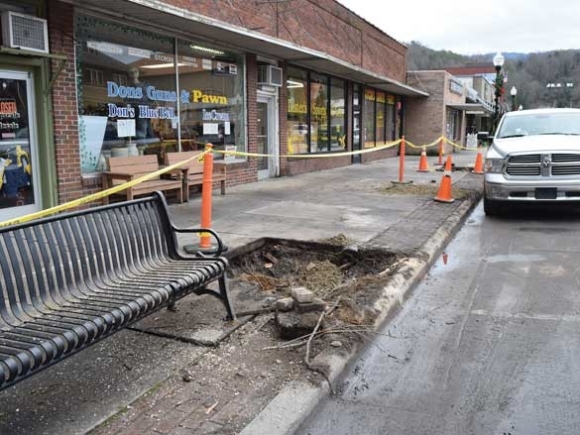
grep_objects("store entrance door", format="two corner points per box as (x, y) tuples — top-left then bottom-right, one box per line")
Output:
(0, 70), (41, 222)
(257, 94), (278, 180)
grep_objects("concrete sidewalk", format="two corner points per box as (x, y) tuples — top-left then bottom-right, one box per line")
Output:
(0, 150), (484, 435)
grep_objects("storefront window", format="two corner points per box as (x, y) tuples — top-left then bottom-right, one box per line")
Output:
(76, 16), (177, 173)
(352, 84), (362, 153)
(446, 108), (461, 141)
(330, 78), (345, 151)
(0, 75), (35, 211)
(76, 15), (246, 174)
(286, 68), (347, 155)
(386, 95), (396, 141)
(376, 92), (386, 145)
(310, 73), (328, 153)
(364, 89), (376, 148)
(287, 67), (308, 155)
(177, 41), (245, 159)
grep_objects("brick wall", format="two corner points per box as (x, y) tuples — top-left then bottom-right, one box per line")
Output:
(224, 53), (258, 186)
(48, 0), (83, 203)
(405, 71), (450, 156)
(162, 0), (407, 81)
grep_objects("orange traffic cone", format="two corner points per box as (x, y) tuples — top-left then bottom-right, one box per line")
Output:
(417, 147), (429, 172)
(444, 154), (453, 172)
(434, 172), (455, 203)
(434, 174), (454, 203)
(473, 147), (484, 174)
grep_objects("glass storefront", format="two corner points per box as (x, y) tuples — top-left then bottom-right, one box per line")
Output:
(376, 91), (386, 144)
(364, 88), (397, 147)
(0, 72), (37, 214)
(287, 67), (308, 154)
(352, 83), (362, 163)
(287, 66), (345, 155)
(364, 89), (375, 148)
(75, 15), (245, 174)
(176, 41), (244, 156)
(330, 78), (346, 151)
(446, 108), (461, 141)
(386, 97), (396, 141)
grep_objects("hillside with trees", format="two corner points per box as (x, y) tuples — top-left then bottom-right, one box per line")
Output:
(407, 42), (580, 109)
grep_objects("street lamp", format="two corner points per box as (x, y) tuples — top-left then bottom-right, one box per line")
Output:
(510, 86), (517, 111)
(493, 52), (505, 133)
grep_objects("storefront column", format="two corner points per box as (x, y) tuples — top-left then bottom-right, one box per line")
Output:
(48, 0), (82, 204)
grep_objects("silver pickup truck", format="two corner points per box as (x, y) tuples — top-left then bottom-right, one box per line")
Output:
(484, 108), (580, 215)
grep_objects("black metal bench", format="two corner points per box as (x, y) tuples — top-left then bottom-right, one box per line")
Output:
(0, 192), (235, 391)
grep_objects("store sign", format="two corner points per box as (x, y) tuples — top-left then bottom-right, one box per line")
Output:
(288, 103), (307, 114)
(202, 109), (230, 121)
(0, 99), (20, 134)
(449, 78), (464, 96)
(179, 89), (229, 105)
(106, 80), (177, 119)
(0, 101), (18, 115)
(107, 81), (177, 102)
(107, 104), (175, 119)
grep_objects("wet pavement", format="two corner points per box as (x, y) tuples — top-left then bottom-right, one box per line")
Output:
(299, 204), (580, 435)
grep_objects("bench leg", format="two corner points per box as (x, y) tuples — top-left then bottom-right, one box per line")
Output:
(167, 299), (177, 311)
(193, 277), (236, 320)
(218, 275), (236, 321)
(220, 180), (226, 196)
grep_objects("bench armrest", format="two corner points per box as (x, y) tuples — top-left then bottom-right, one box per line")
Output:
(171, 226), (225, 257)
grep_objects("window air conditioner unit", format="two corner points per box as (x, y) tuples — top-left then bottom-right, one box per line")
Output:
(2, 11), (49, 53)
(258, 65), (283, 87)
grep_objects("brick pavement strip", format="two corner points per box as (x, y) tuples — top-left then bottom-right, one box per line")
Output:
(368, 173), (482, 254)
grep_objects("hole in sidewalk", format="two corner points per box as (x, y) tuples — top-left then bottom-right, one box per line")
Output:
(227, 237), (400, 325)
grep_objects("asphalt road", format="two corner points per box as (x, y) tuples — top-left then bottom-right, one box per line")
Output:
(298, 203), (580, 435)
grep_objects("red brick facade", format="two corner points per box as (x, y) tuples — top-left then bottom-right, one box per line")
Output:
(47, 0), (83, 204)
(163, 0), (407, 81)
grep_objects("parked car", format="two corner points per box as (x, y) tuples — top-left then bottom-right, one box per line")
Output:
(484, 108), (580, 215)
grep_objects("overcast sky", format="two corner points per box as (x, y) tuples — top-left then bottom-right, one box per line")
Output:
(336, 0), (580, 55)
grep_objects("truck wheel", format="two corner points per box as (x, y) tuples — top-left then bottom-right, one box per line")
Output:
(483, 196), (502, 216)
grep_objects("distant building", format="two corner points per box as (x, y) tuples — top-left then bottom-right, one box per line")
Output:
(404, 67), (496, 154)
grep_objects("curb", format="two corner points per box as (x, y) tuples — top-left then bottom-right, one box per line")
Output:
(239, 190), (483, 435)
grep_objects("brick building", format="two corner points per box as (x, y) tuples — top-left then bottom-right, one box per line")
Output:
(405, 70), (494, 155)
(0, 0), (427, 222)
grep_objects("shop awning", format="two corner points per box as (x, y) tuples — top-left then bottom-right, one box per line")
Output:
(65, 0), (429, 97)
(447, 103), (494, 115)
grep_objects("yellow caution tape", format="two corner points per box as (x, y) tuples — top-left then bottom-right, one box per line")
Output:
(405, 136), (444, 150)
(214, 139), (402, 159)
(443, 137), (478, 151)
(0, 150), (211, 228)
(0, 134), (477, 229)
